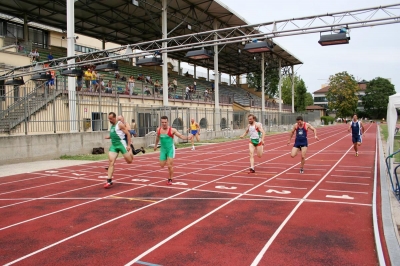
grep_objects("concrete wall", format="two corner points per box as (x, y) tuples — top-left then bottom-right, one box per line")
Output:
(0, 132), (146, 166)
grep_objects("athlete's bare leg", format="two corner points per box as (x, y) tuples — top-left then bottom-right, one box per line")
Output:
(107, 152), (118, 179)
(290, 147), (299, 158)
(256, 144), (263, 158)
(122, 150), (133, 163)
(160, 158), (174, 179)
(249, 143), (256, 169)
(300, 147), (308, 168)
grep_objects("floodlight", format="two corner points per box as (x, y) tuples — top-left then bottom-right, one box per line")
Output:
(185, 49), (214, 60)
(95, 63), (118, 72)
(61, 69), (84, 77)
(243, 41), (273, 53)
(318, 33), (350, 46)
(136, 57), (163, 66)
(31, 73), (52, 81)
(5, 78), (24, 86)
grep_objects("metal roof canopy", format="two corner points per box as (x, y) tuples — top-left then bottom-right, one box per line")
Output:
(0, 0), (301, 75)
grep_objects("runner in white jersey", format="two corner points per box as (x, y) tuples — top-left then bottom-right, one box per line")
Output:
(240, 114), (265, 173)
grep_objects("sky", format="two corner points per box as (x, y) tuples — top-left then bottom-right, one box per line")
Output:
(219, 0), (400, 94)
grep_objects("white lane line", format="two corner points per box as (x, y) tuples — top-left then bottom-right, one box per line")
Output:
(216, 181), (254, 186)
(335, 170), (371, 173)
(330, 175), (369, 179)
(0, 179), (73, 196)
(250, 123), (374, 265)
(1, 176), (47, 185)
(125, 128), (350, 266)
(265, 185), (307, 190)
(337, 165), (372, 168)
(286, 173), (321, 176)
(3, 126), (345, 265)
(318, 189), (368, 194)
(326, 181), (370, 185)
(276, 178), (315, 182)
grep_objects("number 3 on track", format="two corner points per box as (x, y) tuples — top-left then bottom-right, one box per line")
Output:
(265, 189), (291, 194)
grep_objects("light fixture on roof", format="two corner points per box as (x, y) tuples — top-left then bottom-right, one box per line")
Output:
(185, 49), (214, 60)
(132, 0), (139, 6)
(61, 69), (84, 77)
(136, 57), (163, 66)
(31, 73), (52, 81)
(5, 77), (24, 86)
(318, 32), (350, 46)
(95, 62), (118, 72)
(244, 41), (273, 53)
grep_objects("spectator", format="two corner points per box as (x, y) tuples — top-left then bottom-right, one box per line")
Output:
(144, 85), (151, 96)
(193, 81), (197, 92)
(185, 85), (191, 100)
(91, 70), (98, 92)
(114, 70), (120, 79)
(211, 82), (215, 92)
(154, 79), (161, 97)
(99, 78), (105, 91)
(128, 75), (135, 95)
(47, 52), (54, 61)
(137, 74), (144, 81)
(76, 75), (83, 91)
(105, 80), (113, 93)
(173, 78), (177, 91)
(84, 68), (91, 91)
(146, 75), (153, 84)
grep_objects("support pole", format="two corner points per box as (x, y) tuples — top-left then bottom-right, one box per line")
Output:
(67, 0), (77, 132)
(162, 0), (168, 106)
(291, 65), (295, 113)
(261, 53), (265, 124)
(278, 58), (282, 114)
(213, 20), (220, 131)
(194, 64), (196, 79)
(23, 14), (29, 43)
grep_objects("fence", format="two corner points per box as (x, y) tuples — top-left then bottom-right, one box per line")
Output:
(0, 79), (321, 137)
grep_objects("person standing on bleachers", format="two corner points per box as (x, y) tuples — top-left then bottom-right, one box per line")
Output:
(128, 76), (135, 95)
(154, 79), (161, 97)
(84, 68), (91, 92)
(173, 78), (177, 92)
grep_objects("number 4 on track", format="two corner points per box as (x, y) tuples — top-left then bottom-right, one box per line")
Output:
(266, 189), (291, 194)
(215, 185), (237, 190)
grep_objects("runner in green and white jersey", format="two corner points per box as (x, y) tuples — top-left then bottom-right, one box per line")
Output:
(104, 112), (133, 188)
(154, 116), (192, 185)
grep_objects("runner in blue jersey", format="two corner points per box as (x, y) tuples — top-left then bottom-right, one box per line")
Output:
(288, 116), (319, 174)
(347, 114), (365, 157)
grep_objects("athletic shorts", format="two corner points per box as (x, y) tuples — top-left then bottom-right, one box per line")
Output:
(250, 138), (262, 147)
(191, 130), (198, 135)
(294, 142), (308, 149)
(91, 80), (98, 85)
(129, 130), (136, 136)
(352, 135), (362, 143)
(109, 141), (128, 154)
(160, 146), (175, 161)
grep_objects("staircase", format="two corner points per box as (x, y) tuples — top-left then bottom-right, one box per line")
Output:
(0, 83), (63, 133)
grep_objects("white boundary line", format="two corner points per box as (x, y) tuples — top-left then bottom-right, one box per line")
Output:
(325, 181), (369, 185)
(250, 123), (375, 265)
(318, 189), (368, 194)
(330, 175), (369, 179)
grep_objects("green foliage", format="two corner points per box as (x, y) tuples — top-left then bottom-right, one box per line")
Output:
(326, 71), (359, 118)
(321, 116), (335, 125)
(356, 109), (368, 119)
(295, 79), (307, 112)
(362, 77), (396, 119)
(305, 92), (314, 107)
(281, 75), (311, 111)
(247, 67), (280, 98)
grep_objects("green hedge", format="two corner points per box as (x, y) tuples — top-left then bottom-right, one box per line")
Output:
(321, 116), (335, 125)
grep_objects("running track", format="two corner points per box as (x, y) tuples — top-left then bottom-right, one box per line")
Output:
(0, 123), (382, 265)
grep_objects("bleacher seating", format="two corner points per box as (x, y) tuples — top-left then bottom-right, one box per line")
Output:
(30, 46), (264, 106)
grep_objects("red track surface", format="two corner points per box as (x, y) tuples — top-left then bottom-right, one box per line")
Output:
(0, 124), (382, 265)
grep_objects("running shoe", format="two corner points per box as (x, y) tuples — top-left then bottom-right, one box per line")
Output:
(355, 152), (359, 157)
(166, 179), (172, 185)
(104, 182), (113, 188)
(300, 168), (304, 174)
(249, 168), (255, 173)
(141, 147), (146, 154)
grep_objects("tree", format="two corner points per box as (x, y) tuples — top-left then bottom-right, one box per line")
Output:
(247, 67), (280, 98)
(281, 75), (299, 105)
(295, 79), (307, 112)
(363, 77), (396, 119)
(326, 71), (359, 118)
(305, 92), (313, 107)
